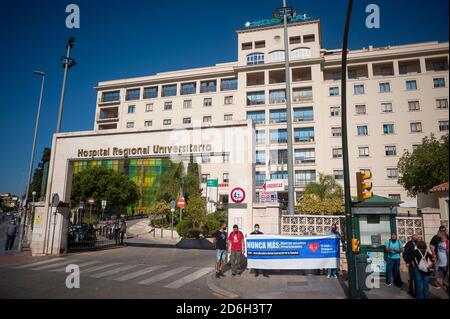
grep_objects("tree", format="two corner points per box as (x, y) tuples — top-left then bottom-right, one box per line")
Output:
(71, 167), (139, 214)
(148, 200), (171, 227)
(302, 173), (343, 199)
(184, 193), (207, 230)
(296, 194), (344, 215)
(183, 159), (202, 201)
(398, 134), (449, 196)
(27, 147), (51, 200)
(155, 161), (184, 203)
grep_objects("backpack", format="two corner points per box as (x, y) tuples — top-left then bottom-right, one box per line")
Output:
(417, 249), (430, 273)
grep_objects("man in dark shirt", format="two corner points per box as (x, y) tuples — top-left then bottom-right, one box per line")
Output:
(212, 223), (227, 278)
(250, 224), (268, 277)
(403, 233), (419, 296)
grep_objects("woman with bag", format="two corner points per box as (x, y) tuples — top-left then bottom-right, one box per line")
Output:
(411, 241), (434, 299)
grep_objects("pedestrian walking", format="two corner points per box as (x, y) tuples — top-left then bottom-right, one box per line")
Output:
(411, 240), (434, 299)
(212, 223), (227, 278)
(4, 220), (18, 251)
(326, 224), (341, 278)
(120, 219), (127, 245)
(228, 224), (245, 276)
(430, 225), (448, 290)
(384, 233), (404, 286)
(250, 224), (268, 277)
(403, 233), (420, 296)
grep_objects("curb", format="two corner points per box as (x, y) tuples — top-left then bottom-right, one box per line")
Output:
(206, 271), (241, 299)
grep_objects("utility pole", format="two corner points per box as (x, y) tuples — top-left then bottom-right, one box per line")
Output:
(340, 0), (357, 299)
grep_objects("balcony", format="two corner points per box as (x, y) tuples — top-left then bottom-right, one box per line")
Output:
(373, 62), (394, 77)
(292, 87), (313, 103)
(292, 67), (312, 82)
(98, 91), (120, 106)
(97, 112), (119, 122)
(269, 70), (285, 84)
(247, 72), (265, 86)
(399, 59), (421, 75)
(425, 57), (449, 72)
(348, 65), (368, 80)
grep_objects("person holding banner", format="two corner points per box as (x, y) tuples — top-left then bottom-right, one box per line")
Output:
(326, 224), (341, 278)
(212, 223), (228, 278)
(228, 224), (245, 276)
(250, 224), (268, 277)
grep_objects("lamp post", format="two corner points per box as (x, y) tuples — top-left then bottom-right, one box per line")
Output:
(340, 0), (357, 299)
(18, 71), (45, 252)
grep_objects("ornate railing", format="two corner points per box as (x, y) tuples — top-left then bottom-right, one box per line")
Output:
(396, 217), (424, 243)
(281, 214), (345, 236)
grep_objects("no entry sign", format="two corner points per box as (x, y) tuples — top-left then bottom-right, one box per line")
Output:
(230, 187), (246, 203)
(176, 198), (185, 208)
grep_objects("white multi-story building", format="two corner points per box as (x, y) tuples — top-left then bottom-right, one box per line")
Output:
(93, 16), (449, 208)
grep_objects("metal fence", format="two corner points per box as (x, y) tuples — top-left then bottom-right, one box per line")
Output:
(281, 214), (345, 236)
(67, 222), (120, 252)
(395, 217), (424, 243)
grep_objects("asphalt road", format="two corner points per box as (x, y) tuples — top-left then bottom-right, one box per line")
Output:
(0, 236), (220, 299)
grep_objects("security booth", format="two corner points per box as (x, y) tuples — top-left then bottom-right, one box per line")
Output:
(352, 195), (403, 277)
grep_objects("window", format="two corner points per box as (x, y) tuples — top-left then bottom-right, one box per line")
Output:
(180, 82), (196, 95)
(126, 122), (134, 128)
(203, 116), (212, 123)
(203, 98), (212, 107)
(256, 130), (265, 145)
(255, 150), (265, 165)
(332, 148), (343, 158)
(329, 87), (339, 96)
(432, 62), (446, 71)
(410, 122), (422, 133)
(379, 82), (391, 93)
(162, 84), (177, 97)
(412, 144), (420, 151)
(290, 48), (311, 60)
(126, 88), (140, 101)
(385, 145), (397, 156)
(433, 78), (446, 88)
(270, 149), (288, 165)
(223, 173), (229, 183)
(269, 89), (286, 104)
(201, 174), (210, 183)
(406, 80), (417, 90)
(164, 102), (172, 111)
(224, 96), (233, 105)
(331, 127), (342, 137)
(246, 52), (264, 65)
(224, 114), (233, 121)
(357, 125), (368, 136)
(200, 80), (216, 93)
(303, 34), (315, 42)
(183, 100), (192, 109)
(354, 84), (365, 95)
(383, 124), (395, 134)
(436, 98), (448, 109)
(294, 127), (315, 142)
(255, 172), (265, 187)
(348, 70), (357, 79)
(102, 91), (120, 102)
(292, 87), (313, 102)
(247, 91), (265, 105)
(255, 40), (265, 48)
(201, 155), (211, 164)
(143, 86), (158, 99)
(242, 42), (252, 50)
(221, 78), (237, 91)
(358, 147), (369, 157)
(144, 120), (152, 127)
(333, 170), (344, 180)
(294, 107), (313, 122)
(145, 103), (153, 112)
(381, 102), (393, 113)
(295, 148), (315, 163)
(381, 67), (393, 76)
(389, 194), (401, 200)
(387, 168), (398, 179)
(127, 105), (135, 113)
(163, 119), (171, 126)
(270, 171), (288, 180)
(332, 72), (341, 81)
(355, 104), (366, 115)
(439, 120), (449, 131)
(295, 170), (316, 186)
(289, 36), (301, 44)
(330, 106), (341, 117)
(408, 101), (420, 111)
(269, 109), (287, 123)
(183, 117), (191, 124)
(267, 51), (285, 63)
(270, 129), (288, 143)
(223, 153), (230, 163)
(247, 111), (265, 124)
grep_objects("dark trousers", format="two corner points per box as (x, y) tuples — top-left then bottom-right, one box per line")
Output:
(120, 232), (125, 245)
(386, 257), (401, 285)
(408, 264), (416, 295)
(4, 234), (15, 250)
(230, 251), (242, 274)
(414, 268), (430, 299)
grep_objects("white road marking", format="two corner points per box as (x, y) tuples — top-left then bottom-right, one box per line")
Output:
(164, 267), (213, 289)
(13, 258), (65, 269)
(82, 262), (123, 273)
(138, 266), (191, 285)
(31, 259), (81, 271)
(50, 260), (101, 272)
(114, 265), (167, 282)
(90, 264), (142, 278)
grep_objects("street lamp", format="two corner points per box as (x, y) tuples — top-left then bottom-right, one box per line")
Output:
(18, 71), (45, 252)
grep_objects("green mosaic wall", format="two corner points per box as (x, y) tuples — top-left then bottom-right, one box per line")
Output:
(72, 158), (171, 214)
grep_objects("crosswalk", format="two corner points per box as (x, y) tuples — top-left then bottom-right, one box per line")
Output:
(6, 257), (213, 289)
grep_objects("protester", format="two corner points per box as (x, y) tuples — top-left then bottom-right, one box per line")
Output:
(411, 240), (434, 299)
(228, 224), (245, 276)
(212, 223), (227, 278)
(5, 220), (18, 251)
(384, 233), (404, 286)
(430, 225), (448, 289)
(120, 219), (127, 245)
(403, 234), (420, 296)
(326, 224), (341, 278)
(434, 229), (449, 292)
(250, 224), (268, 277)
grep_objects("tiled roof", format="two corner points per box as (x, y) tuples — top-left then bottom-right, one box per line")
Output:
(429, 182), (449, 193)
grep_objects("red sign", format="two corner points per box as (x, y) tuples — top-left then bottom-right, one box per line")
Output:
(230, 187), (246, 203)
(176, 198), (185, 208)
(218, 183), (229, 188)
(88, 198), (95, 204)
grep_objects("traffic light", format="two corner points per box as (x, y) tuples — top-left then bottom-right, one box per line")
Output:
(351, 238), (360, 253)
(356, 171), (373, 202)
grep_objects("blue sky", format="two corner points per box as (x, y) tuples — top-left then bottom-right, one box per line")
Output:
(0, 0), (448, 196)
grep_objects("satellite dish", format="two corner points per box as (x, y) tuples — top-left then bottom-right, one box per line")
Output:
(245, 21), (251, 27)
